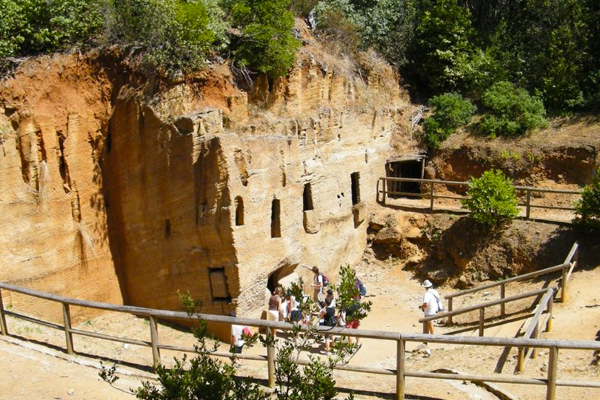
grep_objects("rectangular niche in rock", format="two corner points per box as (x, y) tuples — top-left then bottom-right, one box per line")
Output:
(351, 172), (361, 205)
(271, 198), (281, 238)
(209, 267), (231, 302)
(303, 183), (314, 211)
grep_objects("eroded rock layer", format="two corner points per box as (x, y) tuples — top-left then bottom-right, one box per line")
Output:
(0, 29), (412, 337)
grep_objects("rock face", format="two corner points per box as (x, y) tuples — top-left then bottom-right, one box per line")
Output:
(0, 29), (412, 338)
(0, 54), (123, 322)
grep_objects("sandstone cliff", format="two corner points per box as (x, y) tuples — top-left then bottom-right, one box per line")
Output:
(0, 25), (414, 336)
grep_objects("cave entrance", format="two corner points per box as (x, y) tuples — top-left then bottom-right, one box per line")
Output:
(386, 155), (425, 198)
(267, 265), (298, 294)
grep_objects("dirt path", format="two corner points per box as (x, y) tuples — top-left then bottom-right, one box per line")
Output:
(1, 256), (599, 399)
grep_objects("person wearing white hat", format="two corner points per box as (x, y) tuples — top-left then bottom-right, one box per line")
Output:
(419, 279), (441, 335)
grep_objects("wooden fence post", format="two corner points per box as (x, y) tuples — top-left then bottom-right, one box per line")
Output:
(62, 303), (74, 355)
(267, 328), (276, 388)
(517, 347), (524, 373)
(561, 267), (568, 303)
(149, 316), (161, 370)
(500, 283), (506, 318)
(526, 190), (532, 219)
(396, 338), (405, 400)
(0, 289), (7, 336)
(447, 297), (453, 325)
(429, 183), (435, 210)
(532, 324), (539, 359)
(546, 296), (554, 332)
(479, 308), (485, 336)
(382, 179), (387, 205)
(546, 346), (558, 400)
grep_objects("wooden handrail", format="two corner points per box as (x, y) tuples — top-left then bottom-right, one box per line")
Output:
(420, 287), (549, 327)
(445, 242), (579, 300)
(445, 264), (568, 300)
(377, 177), (582, 221)
(1, 276), (599, 400)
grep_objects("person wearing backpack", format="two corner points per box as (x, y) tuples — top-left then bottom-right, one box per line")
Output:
(353, 270), (366, 300)
(419, 279), (443, 335)
(310, 266), (327, 301)
(317, 300), (335, 355)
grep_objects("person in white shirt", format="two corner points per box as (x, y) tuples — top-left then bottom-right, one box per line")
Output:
(311, 266), (324, 301)
(229, 311), (246, 366)
(419, 280), (441, 335)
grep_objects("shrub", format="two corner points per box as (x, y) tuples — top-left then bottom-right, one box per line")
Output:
(479, 81), (548, 137)
(125, 289), (361, 400)
(461, 169), (519, 228)
(422, 92), (476, 149)
(0, 0), (104, 57)
(334, 265), (372, 322)
(229, 0), (300, 79)
(108, 0), (218, 75)
(573, 169), (600, 232)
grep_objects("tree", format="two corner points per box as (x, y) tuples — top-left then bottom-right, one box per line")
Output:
(108, 0), (219, 74)
(229, 0), (300, 79)
(483, 0), (588, 112)
(461, 169), (519, 228)
(573, 168), (600, 232)
(411, 0), (476, 92)
(479, 81), (548, 137)
(0, 0), (104, 57)
(422, 92), (476, 148)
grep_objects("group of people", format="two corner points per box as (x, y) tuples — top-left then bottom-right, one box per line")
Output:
(231, 267), (444, 361)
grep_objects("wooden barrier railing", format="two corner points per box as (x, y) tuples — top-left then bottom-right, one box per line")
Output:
(376, 177), (581, 221)
(420, 287), (550, 337)
(442, 242), (579, 325)
(517, 287), (556, 372)
(1, 282), (599, 400)
(516, 243), (580, 372)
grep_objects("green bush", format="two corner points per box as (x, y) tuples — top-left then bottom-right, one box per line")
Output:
(573, 169), (600, 232)
(125, 290), (360, 400)
(229, 0), (300, 79)
(0, 0), (104, 57)
(461, 169), (519, 228)
(422, 92), (476, 149)
(108, 0), (218, 74)
(479, 81), (548, 137)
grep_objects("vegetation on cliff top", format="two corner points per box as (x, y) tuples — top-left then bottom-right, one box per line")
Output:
(0, 0), (300, 79)
(1, 0), (598, 145)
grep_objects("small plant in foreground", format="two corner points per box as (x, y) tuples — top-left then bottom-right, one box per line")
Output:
(99, 362), (120, 386)
(109, 287), (363, 400)
(462, 169), (519, 228)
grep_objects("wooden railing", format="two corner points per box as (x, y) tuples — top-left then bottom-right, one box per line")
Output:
(516, 243), (580, 372)
(1, 279), (599, 400)
(376, 177), (581, 220)
(440, 242), (579, 325)
(517, 287), (556, 372)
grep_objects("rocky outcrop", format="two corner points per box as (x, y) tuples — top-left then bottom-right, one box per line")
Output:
(0, 54), (123, 322)
(0, 26), (413, 338)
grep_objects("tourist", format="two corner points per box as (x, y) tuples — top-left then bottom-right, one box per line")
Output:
(287, 290), (302, 323)
(345, 302), (361, 344)
(317, 300), (333, 355)
(419, 279), (441, 335)
(311, 266), (325, 301)
(229, 311), (247, 367)
(268, 287), (283, 336)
